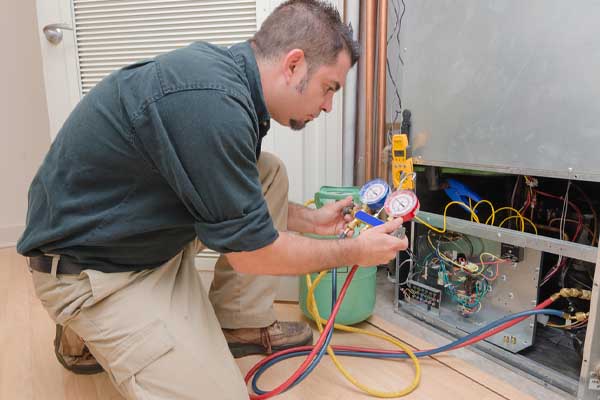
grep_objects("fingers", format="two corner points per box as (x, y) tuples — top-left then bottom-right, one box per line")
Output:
(336, 196), (354, 211)
(396, 236), (409, 251)
(371, 216), (404, 234)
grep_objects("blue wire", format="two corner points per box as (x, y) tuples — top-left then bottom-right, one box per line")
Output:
(251, 308), (564, 393)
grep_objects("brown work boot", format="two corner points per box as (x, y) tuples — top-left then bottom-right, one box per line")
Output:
(54, 324), (104, 375)
(223, 321), (313, 358)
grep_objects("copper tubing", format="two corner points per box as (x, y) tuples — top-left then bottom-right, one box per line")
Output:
(364, 0), (377, 182)
(376, 0), (388, 179)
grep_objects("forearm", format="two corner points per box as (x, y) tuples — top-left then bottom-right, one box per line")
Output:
(287, 202), (317, 234)
(226, 231), (360, 275)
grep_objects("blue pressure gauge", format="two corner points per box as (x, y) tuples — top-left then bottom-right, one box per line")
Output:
(359, 179), (390, 211)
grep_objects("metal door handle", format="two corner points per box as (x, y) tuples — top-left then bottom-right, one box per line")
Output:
(43, 23), (73, 45)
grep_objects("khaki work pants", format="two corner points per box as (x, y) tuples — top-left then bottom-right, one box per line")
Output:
(31, 152), (288, 400)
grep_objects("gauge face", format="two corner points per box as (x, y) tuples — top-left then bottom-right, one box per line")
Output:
(359, 179), (390, 207)
(362, 183), (386, 202)
(385, 190), (419, 219)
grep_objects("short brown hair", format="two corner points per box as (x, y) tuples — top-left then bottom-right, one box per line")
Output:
(251, 0), (360, 74)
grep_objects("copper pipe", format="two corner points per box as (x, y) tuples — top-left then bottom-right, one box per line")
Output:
(376, 0), (388, 179)
(537, 225), (570, 242)
(364, 0), (377, 182)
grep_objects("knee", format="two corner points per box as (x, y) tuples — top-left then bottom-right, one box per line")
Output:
(258, 152), (288, 194)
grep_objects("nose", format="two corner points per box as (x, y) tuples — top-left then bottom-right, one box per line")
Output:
(321, 93), (334, 113)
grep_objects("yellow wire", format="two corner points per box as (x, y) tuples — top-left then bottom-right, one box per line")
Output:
(414, 201), (480, 233)
(472, 200), (496, 225)
(485, 207), (525, 231)
(498, 215), (538, 235)
(305, 272), (421, 397)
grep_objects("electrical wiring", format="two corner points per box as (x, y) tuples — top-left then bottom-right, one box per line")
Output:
(484, 206), (527, 231)
(497, 215), (539, 234)
(477, 252), (506, 281)
(426, 231), (478, 272)
(535, 188), (583, 241)
(472, 199), (496, 224)
(548, 218), (595, 243)
(424, 234), (510, 312)
(414, 200), (481, 234)
(572, 183), (598, 245)
(547, 320), (588, 330)
(385, 0), (406, 127)
(541, 258), (568, 286)
(415, 199), (536, 238)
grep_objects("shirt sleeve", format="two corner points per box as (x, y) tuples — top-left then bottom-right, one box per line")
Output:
(133, 89), (278, 253)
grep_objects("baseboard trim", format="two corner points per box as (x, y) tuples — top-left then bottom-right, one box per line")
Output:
(0, 225), (24, 249)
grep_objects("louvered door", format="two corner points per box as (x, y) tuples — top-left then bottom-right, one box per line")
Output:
(73, 0), (257, 94)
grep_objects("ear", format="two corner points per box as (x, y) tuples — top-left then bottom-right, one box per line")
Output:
(281, 49), (305, 83)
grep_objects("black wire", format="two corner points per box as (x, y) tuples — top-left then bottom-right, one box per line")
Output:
(386, 0), (406, 127)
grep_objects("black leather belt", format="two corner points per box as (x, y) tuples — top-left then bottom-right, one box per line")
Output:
(29, 255), (86, 275)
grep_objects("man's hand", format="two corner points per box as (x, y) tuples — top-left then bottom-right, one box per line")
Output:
(353, 217), (408, 266)
(311, 196), (354, 236)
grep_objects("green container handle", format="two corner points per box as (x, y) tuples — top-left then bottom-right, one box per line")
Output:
(314, 186), (361, 209)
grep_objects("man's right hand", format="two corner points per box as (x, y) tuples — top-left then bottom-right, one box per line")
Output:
(352, 217), (408, 266)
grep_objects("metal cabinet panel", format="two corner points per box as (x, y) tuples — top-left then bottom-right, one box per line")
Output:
(398, 0), (600, 181)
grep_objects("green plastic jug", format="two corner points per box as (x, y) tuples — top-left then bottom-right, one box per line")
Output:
(298, 186), (377, 325)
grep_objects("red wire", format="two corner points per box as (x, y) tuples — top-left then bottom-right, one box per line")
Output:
(534, 189), (583, 241)
(245, 266), (359, 399)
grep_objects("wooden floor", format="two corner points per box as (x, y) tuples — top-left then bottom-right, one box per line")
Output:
(1, 247), (533, 399)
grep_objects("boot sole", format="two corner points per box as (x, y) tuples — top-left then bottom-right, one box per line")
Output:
(228, 335), (313, 359)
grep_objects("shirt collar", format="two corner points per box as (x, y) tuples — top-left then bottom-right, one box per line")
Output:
(229, 41), (271, 135)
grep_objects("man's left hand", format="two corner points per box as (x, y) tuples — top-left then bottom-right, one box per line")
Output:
(311, 196), (354, 236)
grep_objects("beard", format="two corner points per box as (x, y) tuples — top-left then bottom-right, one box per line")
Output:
(289, 119), (307, 130)
(289, 73), (312, 131)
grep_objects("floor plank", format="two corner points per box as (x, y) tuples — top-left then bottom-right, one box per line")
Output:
(2, 247), (534, 399)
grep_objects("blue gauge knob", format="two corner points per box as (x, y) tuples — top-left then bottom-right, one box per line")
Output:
(359, 179), (390, 211)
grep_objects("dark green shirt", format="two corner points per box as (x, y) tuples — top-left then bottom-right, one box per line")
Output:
(17, 41), (278, 272)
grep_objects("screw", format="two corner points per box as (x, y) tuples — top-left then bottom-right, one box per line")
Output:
(529, 323), (534, 328)
(501, 274), (507, 281)
(497, 232), (502, 238)
(508, 292), (514, 299)
(403, 47), (408, 52)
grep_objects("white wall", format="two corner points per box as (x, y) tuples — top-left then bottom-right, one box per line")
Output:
(0, 1), (51, 247)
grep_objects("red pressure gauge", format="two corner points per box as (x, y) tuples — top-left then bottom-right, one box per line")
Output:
(384, 190), (420, 221)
